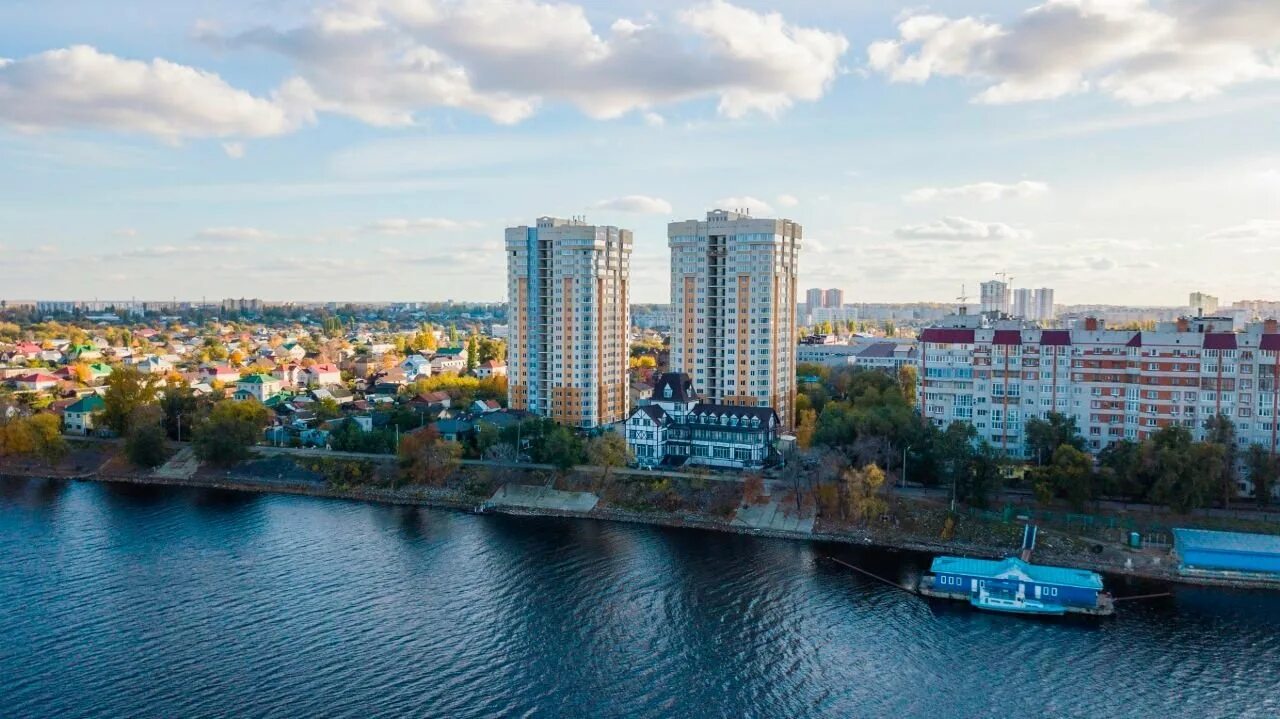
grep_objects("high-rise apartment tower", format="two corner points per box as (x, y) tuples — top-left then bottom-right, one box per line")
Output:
(668, 209), (801, 428)
(505, 217), (632, 428)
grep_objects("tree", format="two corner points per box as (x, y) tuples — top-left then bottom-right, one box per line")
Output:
(1246, 445), (1277, 507)
(27, 413), (67, 465)
(540, 425), (584, 472)
(466, 335), (479, 373)
(843, 463), (888, 524)
(795, 408), (817, 451)
(192, 400), (271, 466)
(742, 473), (767, 505)
(126, 422), (168, 468)
(1146, 425), (1218, 514)
(399, 426), (462, 487)
(1097, 439), (1146, 501)
(159, 381), (199, 441)
(1025, 412), (1085, 464)
(958, 441), (1004, 509)
(101, 365), (159, 436)
(1029, 444), (1095, 510)
(1204, 413), (1238, 509)
(586, 432), (631, 484)
(897, 365), (918, 409)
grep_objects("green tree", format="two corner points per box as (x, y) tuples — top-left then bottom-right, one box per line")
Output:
(1246, 445), (1277, 507)
(539, 425), (584, 472)
(1030, 444), (1096, 510)
(1147, 426), (1219, 514)
(126, 423), (168, 468)
(466, 335), (479, 373)
(1203, 413), (1238, 509)
(1024, 412), (1085, 464)
(1097, 439), (1146, 501)
(159, 381), (199, 441)
(101, 365), (159, 436)
(586, 432), (631, 484)
(192, 400), (271, 466)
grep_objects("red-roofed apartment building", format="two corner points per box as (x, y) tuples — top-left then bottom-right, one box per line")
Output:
(918, 313), (1280, 498)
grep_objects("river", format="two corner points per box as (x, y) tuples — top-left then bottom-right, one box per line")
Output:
(2, 477), (1279, 718)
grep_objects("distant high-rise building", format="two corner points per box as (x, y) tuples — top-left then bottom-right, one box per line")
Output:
(1036, 288), (1056, 321)
(806, 288), (825, 312)
(824, 288), (844, 309)
(1189, 291), (1219, 315)
(979, 280), (1011, 315)
(669, 209), (801, 428)
(1012, 288), (1035, 319)
(505, 217), (632, 428)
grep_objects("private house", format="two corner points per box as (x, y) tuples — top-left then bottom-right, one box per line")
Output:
(475, 360), (507, 379)
(12, 373), (60, 392)
(63, 394), (105, 436)
(432, 418), (474, 443)
(201, 364), (241, 386)
(278, 342), (307, 362)
(624, 372), (781, 470)
(135, 355), (173, 375)
(273, 363), (303, 387)
(13, 342), (43, 361)
(429, 347), (467, 375)
(470, 399), (501, 414)
(234, 374), (284, 402)
(300, 363), (342, 387)
(401, 354), (433, 380)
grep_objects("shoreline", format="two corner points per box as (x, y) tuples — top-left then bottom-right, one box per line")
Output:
(6, 467), (1280, 594)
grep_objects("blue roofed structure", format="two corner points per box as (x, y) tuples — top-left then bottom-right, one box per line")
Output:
(930, 556), (1104, 590)
(1173, 528), (1280, 577)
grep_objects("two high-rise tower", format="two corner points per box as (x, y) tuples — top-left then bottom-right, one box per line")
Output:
(506, 209), (801, 429)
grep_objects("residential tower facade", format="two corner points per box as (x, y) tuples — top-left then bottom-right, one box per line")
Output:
(505, 217), (632, 429)
(668, 209), (801, 428)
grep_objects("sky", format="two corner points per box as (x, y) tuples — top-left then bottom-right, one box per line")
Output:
(1, 0), (1278, 306)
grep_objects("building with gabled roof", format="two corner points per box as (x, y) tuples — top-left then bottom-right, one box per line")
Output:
(625, 372), (780, 469)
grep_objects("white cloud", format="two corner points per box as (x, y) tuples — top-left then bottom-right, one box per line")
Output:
(776, 193), (800, 207)
(221, 141), (246, 158)
(365, 217), (473, 234)
(868, 1), (1280, 105)
(714, 195), (775, 214)
(0, 45), (301, 140)
(196, 226), (277, 243)
(1203, 219), (1280, 241)
(904, 180), (1049, 202)
(592, 195), (673, 214)
(204, 0), (848, 126)
(894, 216), (1029, 241)
(643, 111), (666, 127)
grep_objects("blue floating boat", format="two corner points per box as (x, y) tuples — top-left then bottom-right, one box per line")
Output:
(920, 555), (1113, 617)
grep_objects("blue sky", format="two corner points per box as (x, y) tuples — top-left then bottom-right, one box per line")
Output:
(1, 0), (1278, 305)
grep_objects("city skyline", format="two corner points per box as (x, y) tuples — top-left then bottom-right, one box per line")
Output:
(2, 1), (1278, 304)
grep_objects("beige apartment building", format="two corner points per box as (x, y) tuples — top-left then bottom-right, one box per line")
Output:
(667, 209), (801, 428)
(505, 217), (632, 429)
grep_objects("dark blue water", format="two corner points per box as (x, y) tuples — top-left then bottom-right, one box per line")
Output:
(2, 478), (1279, 718)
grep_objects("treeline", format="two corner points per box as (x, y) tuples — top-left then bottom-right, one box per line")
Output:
(796, 363), (1006, 508)
(1027, 412), (1276, 513)
(795, 362), (1278, 515)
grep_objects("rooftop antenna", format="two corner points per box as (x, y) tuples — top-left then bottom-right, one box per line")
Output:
(957, 284), (969, 314)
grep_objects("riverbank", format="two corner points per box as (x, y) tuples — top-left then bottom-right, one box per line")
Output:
(9, 454), (1280, 594)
